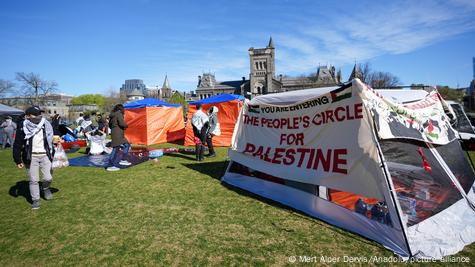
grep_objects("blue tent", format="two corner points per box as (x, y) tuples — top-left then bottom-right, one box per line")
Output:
(124, 98), (181, 109)
(190, 94), (244, 105)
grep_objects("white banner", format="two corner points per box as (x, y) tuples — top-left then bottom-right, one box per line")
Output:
(230, 82), (387, 199)
(363, 87), (456, 145)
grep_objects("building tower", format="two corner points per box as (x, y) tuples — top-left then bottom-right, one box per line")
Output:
(161, 75), (172, 99)
(249, 37), (275, 96)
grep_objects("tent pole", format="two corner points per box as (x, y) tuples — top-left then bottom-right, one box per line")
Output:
(365, 107), (413, 258)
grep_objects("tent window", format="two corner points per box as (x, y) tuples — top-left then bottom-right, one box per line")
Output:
(380, 139), (463, 227)
(327, 188), (391, 226)
(435, 140), (475, 193)
(451, 104), (474, 134)
(227, 161), (392, 225)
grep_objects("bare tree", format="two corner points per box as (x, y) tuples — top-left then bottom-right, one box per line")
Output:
(367, 71), (401, 88)
(15, 72), (58, 104)
(358, 62), (372, 84)
(103, 87), (126, 113)
(0, 79), (15, 97)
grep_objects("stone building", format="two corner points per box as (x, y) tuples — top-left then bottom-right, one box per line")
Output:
(121, 76), (176, 101)
(196, 74), (248, 100)
(120, 79), (147, 99)
(0, 93), (73, 118)
(196, 37), (342, 99)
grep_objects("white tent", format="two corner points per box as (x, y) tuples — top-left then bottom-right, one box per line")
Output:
(222, 79), (475, 259)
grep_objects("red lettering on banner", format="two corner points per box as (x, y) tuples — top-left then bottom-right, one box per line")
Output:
(297, 148), (311, 167)
(354, 103), (363, 119)
(272, 148), (285, 164)
(311, 104), (363, 126)
(313, 149), (331, 172)
(333, 149), (348, 174)
(284, 149), (296, 165)
(244, 143), (255, 153)
(280, 133), (305, 145)
(242, 143), (348, 175)
(335, 106), (345, 121)
(243, 115), (260, 126)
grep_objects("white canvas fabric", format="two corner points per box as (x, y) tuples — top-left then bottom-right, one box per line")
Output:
(223, 79), (475, 260)
(375, 89), (429, 104)
(231, 82), (386, 199)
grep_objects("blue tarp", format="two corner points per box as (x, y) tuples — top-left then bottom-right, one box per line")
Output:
(124, 98), (181, 109)
(190, 94), (244, 105)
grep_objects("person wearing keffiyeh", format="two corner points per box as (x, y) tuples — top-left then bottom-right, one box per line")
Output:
(12, 106), (55, 210)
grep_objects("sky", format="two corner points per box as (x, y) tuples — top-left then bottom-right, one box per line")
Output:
(0, 0), (474, 96)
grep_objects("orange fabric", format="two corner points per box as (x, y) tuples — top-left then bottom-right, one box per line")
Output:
(125, 106), (185, 145)
(185, 100), (243, 147)
(328, 189), (379, 210)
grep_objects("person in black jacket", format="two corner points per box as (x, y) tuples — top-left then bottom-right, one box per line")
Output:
(13, 106), (55, 210)
(51, 114), (61, 136)
(106, 104), (131, 171)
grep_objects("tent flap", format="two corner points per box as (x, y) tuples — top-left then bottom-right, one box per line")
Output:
(185, 97), (243, 147)
(125, 106), (185, 145)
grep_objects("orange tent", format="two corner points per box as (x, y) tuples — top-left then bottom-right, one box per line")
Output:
(124, 99), (185, 145)
(185, 94), (244, 147)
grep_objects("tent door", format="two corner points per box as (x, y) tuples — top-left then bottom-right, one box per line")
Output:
(426, 142), (475, 211)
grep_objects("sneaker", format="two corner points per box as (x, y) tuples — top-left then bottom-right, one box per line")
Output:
(106, 166), (121, 171)
(206, 153), (216, 158)
(31, 200), (40, 210)
(43, 189), (53, 200)
(119, 160), (132, 166)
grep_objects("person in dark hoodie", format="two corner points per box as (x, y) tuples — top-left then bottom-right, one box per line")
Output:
(13, 106), (54, 210)
(106, 104), (131, 171)
(50, 114), (61, 136)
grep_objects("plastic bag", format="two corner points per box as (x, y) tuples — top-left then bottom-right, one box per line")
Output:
(149, 149), (164, 158)
(212, 122), (221, 136)
(63, 133), (76, 142)
(52, 144), (69, 169)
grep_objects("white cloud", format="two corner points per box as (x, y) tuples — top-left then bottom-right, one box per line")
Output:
(274, 0), (475, 74)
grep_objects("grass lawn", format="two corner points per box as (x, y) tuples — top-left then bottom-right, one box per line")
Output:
(0, 146), (475, 266)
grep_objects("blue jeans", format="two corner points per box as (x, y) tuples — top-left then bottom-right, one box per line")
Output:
(108, 142), (130, 166)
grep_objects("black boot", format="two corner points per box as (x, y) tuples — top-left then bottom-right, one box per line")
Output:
(195, 144), (200, 161)
(199, 144), (205, 161)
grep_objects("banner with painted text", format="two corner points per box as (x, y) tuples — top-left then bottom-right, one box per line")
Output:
(229, 81), (386, 199)
(362, 86), (456, 145)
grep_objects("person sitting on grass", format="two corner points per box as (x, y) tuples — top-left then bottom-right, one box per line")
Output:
(191, 103), (209, 161)
(106, 104), (131, 171)
(12, 106), (54, 210)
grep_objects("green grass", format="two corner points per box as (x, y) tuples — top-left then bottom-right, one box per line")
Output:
(0, 147), (474, 266)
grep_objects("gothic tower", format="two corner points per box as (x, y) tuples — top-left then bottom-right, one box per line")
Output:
(249, 37), (275, 96)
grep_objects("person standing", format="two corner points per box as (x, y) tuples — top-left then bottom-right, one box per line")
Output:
(97, 114), (106, 132)
(51, 114), (61, 136)
(1, 116), (17, 149)
(13, 106), (54, 210)
(191, 103), (209, 161)
(206, 106), (219, 157)
(75, 113), (84, 127)
(106, 104), (131, 171)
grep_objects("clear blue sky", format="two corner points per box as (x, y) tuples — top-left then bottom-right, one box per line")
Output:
(1, 0), (474, 96)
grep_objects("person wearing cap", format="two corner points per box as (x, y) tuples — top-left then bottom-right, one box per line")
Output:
(205, 106), (219, 158)
(0, 116), (17, 149)
(191, 103), (209, 161)
(13, 106), (55, 210)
